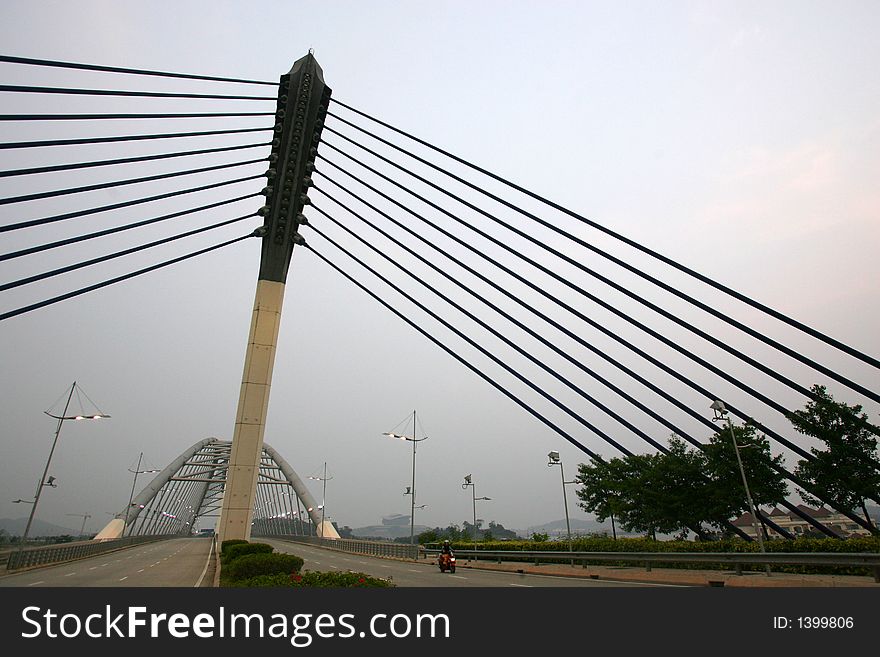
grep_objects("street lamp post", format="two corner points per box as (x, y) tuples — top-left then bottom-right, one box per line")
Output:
(547, 451), (575, 560)
(125, 452), (160, 536)
(66, 513), (91, 539)
(711, 400), (770, 576)
(383, 410), (428, 555)
(14, 382), (109, 566)
(308, 463), (332, 537)
(462, 474), (491, 561)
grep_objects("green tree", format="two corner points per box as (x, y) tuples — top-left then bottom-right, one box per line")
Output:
(575, 453), (667, 537)
(789, 385), (880, 531)
(418, 529), (440, 544)
(702, 421), (788, 534)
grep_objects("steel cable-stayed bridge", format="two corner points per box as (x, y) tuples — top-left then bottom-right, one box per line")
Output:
(1, 53), (878, 564)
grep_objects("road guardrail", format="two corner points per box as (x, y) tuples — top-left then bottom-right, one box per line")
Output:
(422, 548), (880, 581)
(271, 535), (420, 560)
(6, 535), (173, 571)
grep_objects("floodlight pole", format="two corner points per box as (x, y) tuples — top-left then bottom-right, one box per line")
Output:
(712, 401), (770, 576)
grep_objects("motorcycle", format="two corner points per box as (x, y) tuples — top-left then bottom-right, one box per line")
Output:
(438, 551), (456, 573)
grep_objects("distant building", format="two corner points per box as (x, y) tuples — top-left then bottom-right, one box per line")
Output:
(733, 505), (873, 539)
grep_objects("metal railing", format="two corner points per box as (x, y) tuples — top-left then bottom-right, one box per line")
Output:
(272, 535), (420, 560)
(422, 548), (880, 581)
(6, 535), (173, 570)
(262, 536), (880, 582)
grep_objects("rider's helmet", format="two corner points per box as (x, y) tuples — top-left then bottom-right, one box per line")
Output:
(443, 539), (450, 544)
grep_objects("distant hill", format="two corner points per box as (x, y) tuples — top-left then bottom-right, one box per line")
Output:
(0, 517), (80, 538)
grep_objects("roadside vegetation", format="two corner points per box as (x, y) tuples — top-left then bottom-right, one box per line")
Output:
(218, 540), (393, 588)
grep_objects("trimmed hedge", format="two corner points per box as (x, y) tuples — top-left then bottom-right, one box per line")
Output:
(221, 542), (274, 565)
(220, 539), (248, 555)
(224, 552), (304, 582)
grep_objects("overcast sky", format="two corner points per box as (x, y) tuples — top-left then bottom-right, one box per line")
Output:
(0, 1), (877, 536)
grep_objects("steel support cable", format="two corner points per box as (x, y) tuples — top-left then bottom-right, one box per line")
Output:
(0, 112), (274, 121)
(312, 182), (852, 537)
(0, 125), (271, 150)
(329, 99), (880, 372)
(0, 172), (263, 233)
(0, 141), (271, 179)
(315, 158), (880, 490)
(315, 153), (816, 433)
(0, 156), (267, 206)
(321, 136), (880, 409)
(325, 125), (878, 408)
(0, 191), (260, 262)
(305, 237), (745, 541)
(1, 212), (256, 292)
(311, 198), (801, 540)
(0, 54), (277, 86)
(311, 201), (666, 454)
(0, 84), (275, 101)
(0, 233), (253, 322)
(304, 234), (607, 461)
(314, 181), (716, 438)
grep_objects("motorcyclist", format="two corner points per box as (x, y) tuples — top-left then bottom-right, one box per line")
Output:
(441, 539), (454, 556)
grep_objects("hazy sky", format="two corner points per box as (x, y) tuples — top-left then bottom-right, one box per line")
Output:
(1, 1), (877, 536)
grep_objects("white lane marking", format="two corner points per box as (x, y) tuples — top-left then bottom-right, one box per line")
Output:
(378, 564), (391, 568)
(407, 569), (421, 572)
(89, 567), (98, 571)
(28, 581), (45, 586)
(64, 572), (76, 577)
(329, 565), (339, 569)
(449, 575), (467, 579)
(119, 577), (128, 582)
(101, 563), (109, 567)
(509, 583), (532, 587)
(138, 569), (145, 573)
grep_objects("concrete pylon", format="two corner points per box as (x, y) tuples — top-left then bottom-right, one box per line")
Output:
(217, 53), (331, 544)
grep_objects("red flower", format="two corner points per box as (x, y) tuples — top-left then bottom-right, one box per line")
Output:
(358, 578), (365, 584)
(290, 573), (303, 582)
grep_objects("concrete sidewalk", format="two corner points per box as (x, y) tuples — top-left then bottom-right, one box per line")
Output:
(452, 558), (880, 587)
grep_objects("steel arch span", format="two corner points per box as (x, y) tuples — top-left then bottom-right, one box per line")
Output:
(95, 437), (339, 540)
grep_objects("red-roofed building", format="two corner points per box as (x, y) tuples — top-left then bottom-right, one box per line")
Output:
(732, 505), (872, 539)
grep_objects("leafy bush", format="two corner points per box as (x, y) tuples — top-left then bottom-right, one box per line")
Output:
(228, 570), (394, 588)
(220, 539), (248, 555)
(221, 541), (273, 565)
(223, 552), (304, 582)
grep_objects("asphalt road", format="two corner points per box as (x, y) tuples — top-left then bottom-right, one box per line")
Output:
(262, 539), (678, 587)
(0, 538), (213, 587)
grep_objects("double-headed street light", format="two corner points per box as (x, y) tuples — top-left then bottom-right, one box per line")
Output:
(711, 400), (770, 576)
(308, 463), (332, 537)
(66, 513), (91, 539)
(547, 451), (576, 558)
(15, 382), (109, 564)
(462, 474), (491, 561)
(383, 410), (428, 552)
(125, 452), (161, 536)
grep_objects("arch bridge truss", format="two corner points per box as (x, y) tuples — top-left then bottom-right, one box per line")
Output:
(96, 438), (339, 540)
